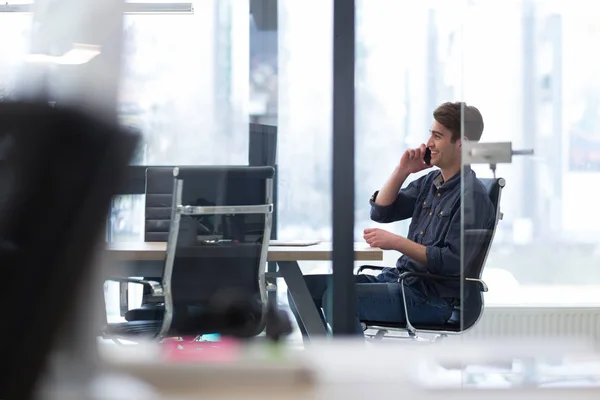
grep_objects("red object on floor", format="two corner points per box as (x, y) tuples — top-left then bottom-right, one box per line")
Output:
(160, 337), (241, 363)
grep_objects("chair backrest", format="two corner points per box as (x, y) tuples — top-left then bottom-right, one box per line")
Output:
(144, 164), (273, 242)
(466, 177), (506, 279)
(460, 177), (505, 329)
(481, 177), (505, 226)
(159, 166), (275, 338)
(144, 166), (176, 242)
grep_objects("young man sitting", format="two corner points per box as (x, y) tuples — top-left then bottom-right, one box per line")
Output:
(300, 101), (496, 335)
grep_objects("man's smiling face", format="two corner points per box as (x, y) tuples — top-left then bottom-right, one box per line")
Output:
(426, 121), (461, 170)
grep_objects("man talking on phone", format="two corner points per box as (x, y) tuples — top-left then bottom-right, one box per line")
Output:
(296, 101), (496, 335)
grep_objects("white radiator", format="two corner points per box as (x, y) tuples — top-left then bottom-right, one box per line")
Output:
(464, 307), (600, 348)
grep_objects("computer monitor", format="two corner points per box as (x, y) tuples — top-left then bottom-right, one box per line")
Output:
(249, 123), (277, 167)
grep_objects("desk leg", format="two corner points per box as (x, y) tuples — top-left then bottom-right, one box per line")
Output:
(277, 261), (327, 339)
(266, 261), (278, 308)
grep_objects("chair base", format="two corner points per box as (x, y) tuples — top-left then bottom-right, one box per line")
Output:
(363, 327), (448, 343)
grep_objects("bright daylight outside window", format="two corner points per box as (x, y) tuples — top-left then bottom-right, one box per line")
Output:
(276, 0), (600, 304)
(112, 0), (250, 243)
(0, 10), (31, 100)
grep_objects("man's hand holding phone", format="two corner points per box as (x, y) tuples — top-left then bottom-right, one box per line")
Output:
(398, 144), (432, 175)
(375, 144), (433, 207)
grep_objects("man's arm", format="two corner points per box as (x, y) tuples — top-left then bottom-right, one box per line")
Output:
(365, 191), (495, 275)
(363, 228), (427, 265)
(373, 167), (410, 207)
(391, 235), (427, 265)
(380, 210), (481, 275)
(369, 173), (423, 223)
(365, 226), (460, 270)
(370, 145), (432, 223)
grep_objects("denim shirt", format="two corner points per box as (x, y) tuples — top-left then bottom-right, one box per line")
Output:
(369, 167), (495, 298)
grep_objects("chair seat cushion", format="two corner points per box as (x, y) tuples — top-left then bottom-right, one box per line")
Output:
(125, 305), (164, 322)
(362, 310), (463, 332)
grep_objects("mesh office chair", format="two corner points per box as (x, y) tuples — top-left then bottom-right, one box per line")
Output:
(358, 177), (506, 341)
(105, 166), (275, 338)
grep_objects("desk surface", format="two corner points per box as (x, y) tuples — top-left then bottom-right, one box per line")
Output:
(105, 241), (383, 263)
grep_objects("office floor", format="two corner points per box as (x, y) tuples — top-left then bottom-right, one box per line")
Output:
(102, 277), (305, 347)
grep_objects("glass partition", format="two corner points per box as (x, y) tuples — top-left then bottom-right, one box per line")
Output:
(354, 0), (600, 389)
(457, 0), (600, 389)
(460, 0), (600, 311)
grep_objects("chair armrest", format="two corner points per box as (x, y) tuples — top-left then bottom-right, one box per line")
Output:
(396, 272), (488, 335)
(357, 265), (385, 274)
(465, 278), (488, 292)
(397, 272), (488, 292)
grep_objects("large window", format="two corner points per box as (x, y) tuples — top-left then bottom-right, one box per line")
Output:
(456, 1), (600, 304)
(121, 4), (249, 166)
(277, 0), (434, 274)
(110, 0), (250, 243)
(4, 0), (599, 315)
(108, 1), (251, 319)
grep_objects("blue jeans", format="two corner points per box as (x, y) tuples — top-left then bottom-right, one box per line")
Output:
(301, 268), (454, 335)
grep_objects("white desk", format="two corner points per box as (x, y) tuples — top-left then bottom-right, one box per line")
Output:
(105, 241), (382, 263)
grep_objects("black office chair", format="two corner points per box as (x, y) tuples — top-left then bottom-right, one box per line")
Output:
(111, 167), (174, 316)
(104, 166), (276, 339)
(358, 177), (506, 341)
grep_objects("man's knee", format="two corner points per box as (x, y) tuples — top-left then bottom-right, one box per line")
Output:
(355, 273), (379, 284)
(303, 274), (331, 301)
(303, 274), (330, 289)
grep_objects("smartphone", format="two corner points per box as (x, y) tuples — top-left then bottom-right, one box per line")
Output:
(423, 148), (432, 166)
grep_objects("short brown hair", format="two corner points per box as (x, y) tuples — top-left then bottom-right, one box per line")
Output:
(433, 102), (484, 142)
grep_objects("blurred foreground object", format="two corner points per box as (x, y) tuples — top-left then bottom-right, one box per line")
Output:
(0, 101), (139, 399)
(99, 338), (600, 398)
